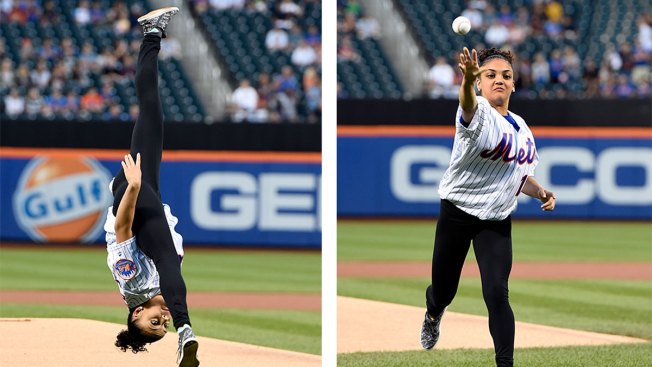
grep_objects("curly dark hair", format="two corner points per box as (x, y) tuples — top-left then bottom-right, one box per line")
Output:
(115, 307), (164, 353)
(478, 48), (514, 67)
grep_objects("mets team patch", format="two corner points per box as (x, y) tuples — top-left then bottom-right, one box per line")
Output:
(114, 259), (137, 280)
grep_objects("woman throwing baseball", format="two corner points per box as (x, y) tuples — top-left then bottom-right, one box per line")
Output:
(103, 7), (200, 367)
(420, 47), (555, 367)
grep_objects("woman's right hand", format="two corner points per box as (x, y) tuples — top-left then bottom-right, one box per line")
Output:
(458, 47), (483, 83)
(122, 153), (141, 188)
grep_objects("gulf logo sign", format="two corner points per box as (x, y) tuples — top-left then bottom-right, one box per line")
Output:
(12, 156), (112, 242)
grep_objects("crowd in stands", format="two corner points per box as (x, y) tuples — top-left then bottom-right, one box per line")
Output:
(193, 0), (321, 123)
(0, 0), (183, 121)
(426, 1), (652, 99)
(336, 0), (380, 64)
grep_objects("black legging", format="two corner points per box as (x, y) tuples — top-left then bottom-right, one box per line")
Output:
(111, 35), (190, 329)
(426, 199), (514, 367)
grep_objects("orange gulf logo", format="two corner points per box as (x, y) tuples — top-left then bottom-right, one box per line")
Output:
(12, 156), (112, 242)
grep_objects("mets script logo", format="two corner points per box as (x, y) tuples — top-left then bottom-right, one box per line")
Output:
(12, 156), (112, 243)
(115, 259), (137, 280)
(480, 133), (536, 165)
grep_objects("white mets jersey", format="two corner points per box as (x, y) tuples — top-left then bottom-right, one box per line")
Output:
(438, 96), (538, 220)
(104, 204), (184, 308)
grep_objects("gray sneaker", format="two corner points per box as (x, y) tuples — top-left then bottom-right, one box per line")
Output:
(137, 6), (179, 38)
(420, 309), (445, 349)
(176, 324), (199, 367)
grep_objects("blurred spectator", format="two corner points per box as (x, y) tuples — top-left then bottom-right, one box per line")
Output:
(229, 79), (259, 122)
(631, 40), (651, 86)
(461, 3), (483, 30)
(600, 74), (617, 98)
(265, 25), (289, 52)
(24, 87), (44, 116)
(549, 49), (563, 83)
(278, 0), (302, 18)
(514, 57), (532, 92)
(485, 22), (509, 46)
(619, 43), (636, 75)
(30, 59), (51, 89)
(344, 0), (362, 18)
(606, 45), (623, 72)
(275, 65), (299, 94)
(4, 88), (25, 117)
(160, 37), (182, 60)
(63, 90), (80, 115)
(582, 60), (599, 98)
(338, 12), (357, 36)
(497, 5), (514, 26)
(305, 25), (321, 47)
(426, 57), (455, 98)
(128, 104), (139, 121)
(80, 87), (104, 113)
(614, 74), (635, 98)
(38, 38), (62, 62)
(303, 66), (321, 123)
(8, 0), (41, 23)
(531, 52), (550, 86)
(103, 102), (129, 121)
(90, 1), (106, 24)
(507, 23), (528, 45)
(45, 88), (67, 114)
(276, 89), (298, 122)
(545, 0), (564, 23)
(209, 0), (245, 10)
(19, 37), (36, 60)
(291, 40), (318, 68)
(337, 35), (360, 62)
(638, 14), (652, 53)
(74, 0), (91, 25)
(113, 8), (131, 36)
(561, 46), (581, 82)
(256, 71), (275, 107)
(356, 14), (381, 40)
(15, 64), (31, 88)
(0, 57), (14, 90)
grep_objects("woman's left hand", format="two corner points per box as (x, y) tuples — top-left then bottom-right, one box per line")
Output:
(538, 189), (555, 211)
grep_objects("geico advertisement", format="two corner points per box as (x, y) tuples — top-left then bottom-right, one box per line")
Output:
(338, 134), (652, 219)
(1, 150), (321, 248)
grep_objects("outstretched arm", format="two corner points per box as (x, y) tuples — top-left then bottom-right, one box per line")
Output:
(115, 153), (142, 243)
(522, 176), (556, 211)
(458, 47), (484, 123)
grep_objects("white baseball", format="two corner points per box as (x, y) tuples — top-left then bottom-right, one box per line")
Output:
(452, 16), (471, 35)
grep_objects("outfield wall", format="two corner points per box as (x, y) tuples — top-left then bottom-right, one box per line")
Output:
(0, 148), (321, 248)
(338, 126), (652, 220)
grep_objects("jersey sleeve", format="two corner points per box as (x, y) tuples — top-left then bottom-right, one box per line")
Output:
(455, 96), (491, 141)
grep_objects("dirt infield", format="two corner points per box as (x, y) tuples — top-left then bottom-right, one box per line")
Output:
(339, 261), (652, 280)
(338, 296), (647, 354)
(0, 290), (320, 311)
(0, 318), (321, 367)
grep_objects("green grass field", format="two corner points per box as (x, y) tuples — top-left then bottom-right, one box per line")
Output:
(0, 247), (321, 355)
(338, 343), (652, 367)
(338, 220), (652, 366)
(338, 221), (652, 262)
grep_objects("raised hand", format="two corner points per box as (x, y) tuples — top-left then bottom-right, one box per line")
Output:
(122, 153), (142, 188)
(458, 47), (484, 82)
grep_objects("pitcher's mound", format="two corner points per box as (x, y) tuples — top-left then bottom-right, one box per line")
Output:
(0, 318), (320, 367)
(338, 296), (646, 353)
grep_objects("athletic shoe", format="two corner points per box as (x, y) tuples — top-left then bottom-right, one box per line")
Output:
(420, 309), (444, 349)
(137, 6), (179, 38)
(176, 324), (199, 367)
